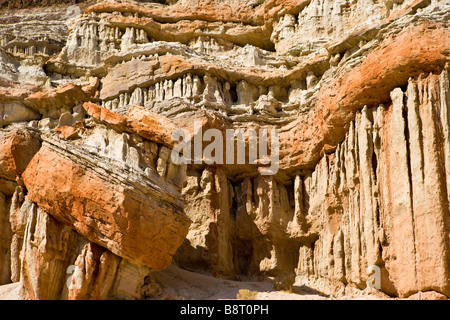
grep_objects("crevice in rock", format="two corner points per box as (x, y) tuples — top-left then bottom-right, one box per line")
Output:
(401, 87), (419, 292)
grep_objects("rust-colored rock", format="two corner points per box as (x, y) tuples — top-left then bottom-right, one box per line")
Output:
(22, 138), (190, 270)
(55, 126), (79, 140)
(283, 22), (450, 170)
(0, 0), (449, 300)
(83, 102), (177, 148)
(26, 84), (92, 112)
(0, 129), (41, 194)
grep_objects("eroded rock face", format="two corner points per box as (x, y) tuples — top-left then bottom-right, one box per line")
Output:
(295, 70), (450, 297)
(0, 129), (41, 194)
(22, 136), (188, 270)
(0, 0), (449, 299)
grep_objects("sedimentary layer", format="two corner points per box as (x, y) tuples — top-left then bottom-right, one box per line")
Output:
(0, 0), (448, 299)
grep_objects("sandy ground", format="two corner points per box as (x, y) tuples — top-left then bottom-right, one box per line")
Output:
(150, 265), (450, 300)
(150, 264), (329, 300)
(0, 264), (389, 300)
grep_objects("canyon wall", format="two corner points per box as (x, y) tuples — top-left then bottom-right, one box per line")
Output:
(0, 0), (449, 299)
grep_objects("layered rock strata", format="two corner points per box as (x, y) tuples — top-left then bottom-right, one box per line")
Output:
(0, 0), (449, 299)
(0, 99), (190, 299)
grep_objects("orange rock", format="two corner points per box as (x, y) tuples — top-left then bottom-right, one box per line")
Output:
(55, 126), (79, 140)
(81, 0), (309, 50)
(85, 0), (306, 27)
(26, 84), (91, 111)
(83, 102), (177, 148)
(0, 129), (41, 194)
(22, 141), (190, 270)
(282, 22), (450, 170)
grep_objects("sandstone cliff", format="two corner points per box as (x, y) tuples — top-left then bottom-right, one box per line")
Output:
(0, 0), (449, 299)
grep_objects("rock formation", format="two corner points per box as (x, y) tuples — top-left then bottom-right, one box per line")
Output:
(0, 0), (449, 299)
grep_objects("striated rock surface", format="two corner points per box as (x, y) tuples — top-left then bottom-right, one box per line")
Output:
(295, 70), (450, 297)
(22, 136), (188, 270)
(0, 0), (449, 299)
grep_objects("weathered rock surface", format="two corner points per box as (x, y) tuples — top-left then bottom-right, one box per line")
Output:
(0, 0), (449, 299)
(22, 136), (188, 270)
(294, 70), (450, 297)
(0, 128), (41, 194)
